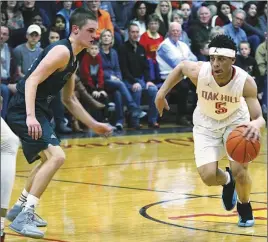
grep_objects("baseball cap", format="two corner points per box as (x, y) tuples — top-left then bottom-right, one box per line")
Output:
(27, 24), (41, 35)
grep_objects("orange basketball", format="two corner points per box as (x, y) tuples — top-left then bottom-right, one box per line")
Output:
(226, 126), (261, 163)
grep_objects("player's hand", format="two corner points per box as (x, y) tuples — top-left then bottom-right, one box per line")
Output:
(92, 122), (113, 137)
(155, 91), (170, 117)
(238, 121), (261, 143)
(26, 116), (42, 140)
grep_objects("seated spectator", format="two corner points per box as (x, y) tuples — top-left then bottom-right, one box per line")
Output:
(211, 1), (232, 27)
(13, 24), (43, 79)
(140, 14), (164, 83)
(235, 41), (260, 80)
(80, 41), (109, 122)
(119, 23), (159, 128)
(209, 26), (225, 41)
(1, 1), (24, 30)
(31, 12), (48, 48)
(258, 2), (267, 34)
(53, 14), (68, 39)
(100, 29), (144, 130)
(57, 1), (74, 37)
(180, 2), (192, 34)
(84, 0), (114, 40)
(255, 37), (267, 116)
(0, 25), (18, 120)
(154, 0), (172, 37)
(1, 10), (8, 26)
(223, 9), (247, 49)
(171, 9), (190, 45)
(242, 2), (263, 50)
(188, 6), (212, 60)
(156, 22), (197, 125)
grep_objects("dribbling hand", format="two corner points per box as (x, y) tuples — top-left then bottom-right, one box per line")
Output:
(26, 116), (42, 140)
(238, 121), (261, 143)
(92, 122), (113, 137)
(155, 92), (170, 117)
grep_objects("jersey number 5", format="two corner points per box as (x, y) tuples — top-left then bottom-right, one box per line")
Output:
(215, 102), (227, 114)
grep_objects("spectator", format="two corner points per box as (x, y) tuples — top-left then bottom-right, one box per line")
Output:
(119, 23), (159, 128)
(242, 1), (263, 50)
(57, 1), (74, 37)
(1, 1), (24, 30)
(140, 14), (164, 84)
(180, 2), (192, 33)
(223, 9), (247, 49)
(0, 25), (18, 120)
(171, 9), (190, 45)
(154, 0), (172, 37)
(1, 10), (8, 26)
(53, 14), (67, 39)
(211, 1), (232, 27)
(255, 37), (267, 116)
(13, 24), (43, 79)
(156, 22), (197, 125)
(258, 2), (267, 34)
(31, 12), (48, 48)
(84, 0), (114, 40)
(188, 6), (212, 60)
(100, 29), (144, 130)
(209, 26), (225, 41)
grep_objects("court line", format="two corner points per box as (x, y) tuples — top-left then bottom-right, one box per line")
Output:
(16, 159), (178, 173)
(6, 232), (70, 242)
(139, 198), (266, 238)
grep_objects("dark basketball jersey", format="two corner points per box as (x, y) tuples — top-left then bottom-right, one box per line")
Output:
(16, 39), (79, 107)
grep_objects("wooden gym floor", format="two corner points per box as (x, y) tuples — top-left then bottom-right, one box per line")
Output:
(4, 127), (267, 242)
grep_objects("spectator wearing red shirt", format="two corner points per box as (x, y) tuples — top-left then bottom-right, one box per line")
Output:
(140, 14), (163, 83)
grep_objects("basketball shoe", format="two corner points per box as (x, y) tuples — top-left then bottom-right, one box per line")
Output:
(9, 207), (44, 239)
(6, 204), (47, 227)
(222, 167), (237, 211)
(237, 202), (255, 227)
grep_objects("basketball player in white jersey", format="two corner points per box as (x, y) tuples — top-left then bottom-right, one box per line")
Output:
(155, 35), (266, 227)
(1, 97), (20, 241)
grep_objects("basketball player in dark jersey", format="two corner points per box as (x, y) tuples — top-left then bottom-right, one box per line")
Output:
(6, 8), (113, 238)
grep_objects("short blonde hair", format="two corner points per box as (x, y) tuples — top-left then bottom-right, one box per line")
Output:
(99, 29), (114, 47)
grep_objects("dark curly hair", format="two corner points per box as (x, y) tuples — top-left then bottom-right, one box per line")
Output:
(208, 35), (237, 52)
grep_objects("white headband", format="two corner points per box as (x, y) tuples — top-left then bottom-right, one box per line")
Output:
(209, 47), (236, 58)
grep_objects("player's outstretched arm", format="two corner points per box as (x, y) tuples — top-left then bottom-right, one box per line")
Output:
(62, 73), (113, 136)
(242, 75), (266, 142)
(25, 46), (70, 140)
(155, 60), (203, 117)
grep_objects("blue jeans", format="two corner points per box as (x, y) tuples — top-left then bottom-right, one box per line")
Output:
(125, 78), (158, 124)
(1, 84), (11, 120)
(105, 78), (139, 125)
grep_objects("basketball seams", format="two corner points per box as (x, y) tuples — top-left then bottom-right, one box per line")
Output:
(243, 140), (248, 163)
(229, 136), (244, 158)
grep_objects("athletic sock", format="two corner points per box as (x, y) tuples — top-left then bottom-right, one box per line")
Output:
(15, 189), (29, 207)
(24, 194), (39, 211)
(225, 171), (231, 185)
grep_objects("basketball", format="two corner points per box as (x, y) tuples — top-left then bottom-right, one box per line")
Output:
(226, 126), (261, 163)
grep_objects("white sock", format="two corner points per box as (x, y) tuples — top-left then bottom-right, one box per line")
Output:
(238, 198), (250, 204)
(1, 217), (4, 231)
(24, 194), (39, 211)
(225, 171), (231, 185)
(15, 189), (29, 207)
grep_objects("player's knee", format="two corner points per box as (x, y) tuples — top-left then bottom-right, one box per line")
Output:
(198, 170), (216, 186)
(51, 151), (66, 168)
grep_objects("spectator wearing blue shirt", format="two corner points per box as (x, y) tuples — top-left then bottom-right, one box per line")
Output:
(99, 29), (145, 130)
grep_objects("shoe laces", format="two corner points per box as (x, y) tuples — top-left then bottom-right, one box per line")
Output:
(25, 211), (36, 226)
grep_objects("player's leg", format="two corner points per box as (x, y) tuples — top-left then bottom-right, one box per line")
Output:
(1, 118), (20, 240)
(193, 125), (237, 211)
(9, 145), (65, 238)
(6, 154), (47, 227)
(230, 160), (254, 227)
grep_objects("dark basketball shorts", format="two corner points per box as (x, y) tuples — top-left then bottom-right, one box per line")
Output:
(6, 93), (60, 164)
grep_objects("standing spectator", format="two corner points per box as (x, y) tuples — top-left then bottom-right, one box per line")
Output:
(154, 0), (172, 37)
(156, 22), (197, 125)
(100, 30), (144, 130)
(57, 1), (74, 37)
(119, 23), (159, 128)
(14, 24), (43, 79)
(140, 14), (164, 83)
(0, 25), (18, 120)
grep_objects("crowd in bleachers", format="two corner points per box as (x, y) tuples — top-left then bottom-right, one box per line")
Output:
(1, 0), (267, 134)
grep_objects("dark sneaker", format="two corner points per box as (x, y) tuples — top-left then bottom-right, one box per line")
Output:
(222, 167), (237, 211)
(237, 202), (255, 227)
(1, 231), (5, 242)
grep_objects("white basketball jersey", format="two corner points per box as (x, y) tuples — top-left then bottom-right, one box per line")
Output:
(196, 62), (248, 121)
